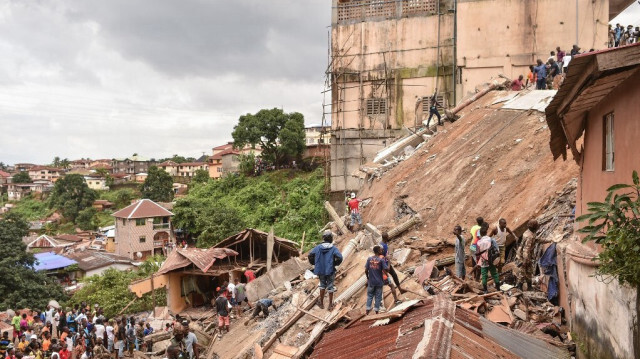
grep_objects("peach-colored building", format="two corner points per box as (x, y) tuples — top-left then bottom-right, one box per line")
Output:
(158, 160), (179, 176)
(177, 162), (208, 178)
(112, 199), (175, 260)
(28, 166), (63, 182)
(208, 143), (262, 178)
(329, 0), (630, 197)
(546, 44), (640, 359)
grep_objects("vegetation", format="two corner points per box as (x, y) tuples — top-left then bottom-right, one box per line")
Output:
(12, 172), (31, 184)
(51, 157), (70, 169)
(0, 213), (67, 310)
(192, 169), (210, 184)
(173, 168), (325, 248)
(578, 170), (640, 287)
(10, 197), (52, 220)
(69, 255), (166, 318)
(232, 108), (305, 166)
(157, 155), (197, 164)
(98, 188), (138, 209)
(141, 166), (173, 202)
(49, 174), (97, 222)
(76, 207), (98, 230)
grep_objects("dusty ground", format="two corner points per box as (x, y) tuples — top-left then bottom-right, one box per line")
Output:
(359, 90), (579, 242)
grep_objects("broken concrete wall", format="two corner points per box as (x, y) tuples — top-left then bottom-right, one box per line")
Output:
(245, 257), (309, 302)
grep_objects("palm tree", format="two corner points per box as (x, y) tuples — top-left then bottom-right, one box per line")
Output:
(52, 156), (61, 167)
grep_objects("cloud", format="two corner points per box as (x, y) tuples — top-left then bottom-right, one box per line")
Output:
(0, 0), (330, 164)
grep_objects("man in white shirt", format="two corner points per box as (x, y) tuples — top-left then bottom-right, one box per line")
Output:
(226, 280), (236, 317)
(95, 319), (106, 342)
(106, 320), (115, 353)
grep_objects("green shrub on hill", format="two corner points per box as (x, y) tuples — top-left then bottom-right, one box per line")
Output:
(173, 168), (325, 249)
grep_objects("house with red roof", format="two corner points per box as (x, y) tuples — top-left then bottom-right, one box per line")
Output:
(112, 199), (175, 260)
(208, 142), (262, 178)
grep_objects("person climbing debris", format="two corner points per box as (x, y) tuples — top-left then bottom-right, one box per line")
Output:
(380, 232), (405, 294)
(425, 93), (443, 128)
(244, 299), (278, 326)
(309, 231), (343, 311)
(347, 193), (362, 231)
(365, 245), (389, 315)
(475, 224), (501, 294)
(516, 219), (546, 290)
(214, 291), (230, 337)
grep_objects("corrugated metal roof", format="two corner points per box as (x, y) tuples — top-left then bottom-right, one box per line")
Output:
(157, 247), (238, 274)
(64, 250), (134, 271)
(34, 252), (78, 271)
(311, 296), (569, 359)
(502, 90), (556, 112)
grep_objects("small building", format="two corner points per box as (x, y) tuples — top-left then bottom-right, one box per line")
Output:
(7, 182), (53, 201)
(70, 159), (92, 170)
(0, 170), (11, 192)
(128, 247), (239, 314)
(92, 200), (115, 211)
(135, 173), (148, 183)
(84, 176), (109, 191)
(28, 166), (64, 182)
(26, 234), (83, 253)
(112, 199), (175, 260)
(305, 124), (331, 146)
(33, 252), (78, 274)
(208, 143), (262, 178)
(208, 143), (234, 179)
(545, 43), (640, 359)
(158, 160), (179, 176)
(64, 250), (136, 278)
(14, 163), (35, 172)
(177, 162), (208, 178)
(111, 156), (156, 175)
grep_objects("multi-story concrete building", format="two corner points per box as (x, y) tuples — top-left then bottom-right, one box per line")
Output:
(111, 155), (156, 175)
(208, 143), (262, 178)
(158, 160), (179, 176)
(28, 166), (63, 182)
(112, 199), (175, 260)
(177, 162), (209, 178)
(328, 0), (630, 204)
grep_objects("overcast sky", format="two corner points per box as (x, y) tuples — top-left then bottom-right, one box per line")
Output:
(1, 1), (639, 165)
(0, 0), (331, 164)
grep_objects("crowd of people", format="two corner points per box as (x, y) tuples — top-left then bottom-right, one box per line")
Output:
(609, 23), (639, 47)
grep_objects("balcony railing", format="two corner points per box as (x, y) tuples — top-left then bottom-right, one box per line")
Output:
(153, 241), (164, 247)
(153, 223), (171, 230)
(336, 0), (436, 24)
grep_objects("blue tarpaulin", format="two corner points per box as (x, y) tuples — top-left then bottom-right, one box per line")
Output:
(34, 252), (77, 271)
(538, 243), (559, 302)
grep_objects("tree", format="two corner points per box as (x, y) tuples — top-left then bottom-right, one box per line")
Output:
(52, 156), (61, 168)
(12, 172), (31, 184)
(238, 153), (256, 177)
(60, 158), (70, 169)
(0, 213), (67, 310)
(192, 169), (210, 184)
(69, 255), (165, 318)
(173, 199), (246, 247)
(578, 170), (640, 287)
(49, 174), (97, 222)
(141, 166), (173, 202)
(76, 207), (98, 230)
(232, 108), (305, 166)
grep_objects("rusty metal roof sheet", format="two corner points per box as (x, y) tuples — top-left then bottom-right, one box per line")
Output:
(157, 247), (238, 274)
(311, 296), (569, 359)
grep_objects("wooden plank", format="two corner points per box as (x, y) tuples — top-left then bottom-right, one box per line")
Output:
(360, 311), (404, 321)
(296, 307), (332, 324)
(273, 344), (298, 356)
(267, 227), (274, 272)
(254, 342), (263, 359)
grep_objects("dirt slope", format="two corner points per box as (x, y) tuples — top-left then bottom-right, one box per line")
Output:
(359, 90), (578, 241)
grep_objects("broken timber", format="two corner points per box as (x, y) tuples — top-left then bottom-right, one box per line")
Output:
(324, 201), (348, 235)
(387, 215), (422, 239)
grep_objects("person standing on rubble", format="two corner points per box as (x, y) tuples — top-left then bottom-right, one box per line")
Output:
(380, 232), (405, 293)
(347, 193), (362, 231)
(476, 224), (501, 294)
(516, 219), (542, 290)
(182, 322), (198, 359)
(309, 230), (343, 311)
(365, 245), (389, 315)
(242, 267), (256, 283)
(168, 324), (187, 359)
(453, 225), (466, 280)
(469, 217), (483, 280)
(214, 291), (230, 338)
(425, 93), (443, 128)
(489, 218), (515, 272)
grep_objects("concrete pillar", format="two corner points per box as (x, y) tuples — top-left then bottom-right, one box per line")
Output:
(324, 201), (349, 235)
(341, 238), (360, 262)
(335, 274), (367, 303)
(388, 215), (422, 239)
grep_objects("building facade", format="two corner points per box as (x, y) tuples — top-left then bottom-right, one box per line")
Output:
(546, 44), (640, 359)
(28, 166), (63, 182)
(112, 199), (175, 260)
(111, 156), (156, 175)
(177, 162), (209, 178)
(329, 0), (623, 201)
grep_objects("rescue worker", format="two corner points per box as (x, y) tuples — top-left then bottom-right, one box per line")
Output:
(516, 219), (542, 290)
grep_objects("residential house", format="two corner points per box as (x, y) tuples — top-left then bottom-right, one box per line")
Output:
(26, 234), (82, 253)
(327, 0), (628, 200)
(128, 247), (238, 313)
(208, 143), (262, 178)
(33, 252), (79, 285)
(84, 175), (109, 190)
(177, 162), (208, 178)
(208, 143), (234, 179)
(135, 173), (148, 183)
(92, 200), (114, 211)
(70, 159), (92, 170)
(112, 199), (175, 260)
(7, 181), (53, 201)
(14, 163), (35, 172)
(89, 163), (113, 173)
(111, 173), (132, 184)
(111, 155), (156, 175)
(158, 160), (179, 176)
(0, 170), (10, 194)
(545, 43), (640, 359)
(90, 159), (112, 168)
(64, 250), (136, 278)
(305, 124), (331, 146)
(28, 166), (63, 182)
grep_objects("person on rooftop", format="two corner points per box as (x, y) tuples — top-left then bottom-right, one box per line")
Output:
(309, 231), (343, 311)
(533, 59), (547, 90)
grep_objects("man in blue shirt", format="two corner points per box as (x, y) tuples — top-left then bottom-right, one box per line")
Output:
(244, 299), (278, 326)
(365, 245), (389, 315)
(309, 231), (343, 310)
(534, 59), (547, 90)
